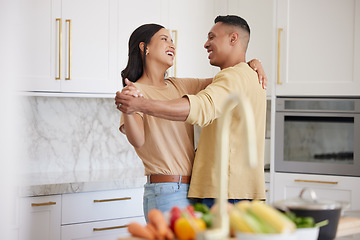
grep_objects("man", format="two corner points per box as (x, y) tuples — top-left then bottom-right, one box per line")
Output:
(116, 15), (267, 207)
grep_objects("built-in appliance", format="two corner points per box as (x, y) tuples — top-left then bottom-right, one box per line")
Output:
(275, 97), (360, 177)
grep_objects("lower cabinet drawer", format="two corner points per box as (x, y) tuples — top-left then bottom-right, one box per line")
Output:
(62, 188), (144, 224)
(61, 216), (146, 240)
(274, 173), (360, 210)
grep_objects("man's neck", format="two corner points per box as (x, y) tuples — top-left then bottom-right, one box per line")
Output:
(219, 53), (246, 70)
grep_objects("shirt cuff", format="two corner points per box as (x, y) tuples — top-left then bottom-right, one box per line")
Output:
(184, 94), (198, 125)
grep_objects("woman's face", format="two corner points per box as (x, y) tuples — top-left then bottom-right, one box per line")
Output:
(146, 28), (175, 69)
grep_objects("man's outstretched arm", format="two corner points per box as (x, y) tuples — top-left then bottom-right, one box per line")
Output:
(116, 91), (190, 122)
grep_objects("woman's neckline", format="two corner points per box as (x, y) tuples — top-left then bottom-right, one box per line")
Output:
(135, 78), (170, 89)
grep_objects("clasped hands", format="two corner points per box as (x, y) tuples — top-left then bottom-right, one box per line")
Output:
(115, 78), (144, 114)
(115, 60), (267, 114)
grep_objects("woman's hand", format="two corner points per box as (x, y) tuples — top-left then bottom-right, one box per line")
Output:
(248, 59), (267, 90)
(121, 78), (143, 98)
(115, 79), (143, 111)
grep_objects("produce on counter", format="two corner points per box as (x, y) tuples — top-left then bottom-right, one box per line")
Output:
(193, 202), (213, 228)
(127, 204), (211, 240)
(230, 200), (296, 234)
(285, 211), (329, 229)
(128, 209), (174, 240)
(174, 216), (206, 240)
(169, 206), (182, 231)
(170, 204), (208, 240)
(128, 222), (156, 240)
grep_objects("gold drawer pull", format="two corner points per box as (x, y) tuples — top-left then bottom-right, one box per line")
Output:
(294, 179), (338, 185)
(93, 197), (131, 203)
(65, 19), (72, 80)
(93, 224), (128, 232)
(31, 201), (57, 207)
(55, 18), (62, 80)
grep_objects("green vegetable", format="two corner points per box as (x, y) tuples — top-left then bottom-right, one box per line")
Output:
(284, 211), (329, 229)
(193, 203), (210, 214)
(314, 219), (329, 228)
(192, 203), (213, 227)
(201, 212), (213, 228)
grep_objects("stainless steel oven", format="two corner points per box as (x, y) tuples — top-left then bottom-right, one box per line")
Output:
(275, 97), (360, 176)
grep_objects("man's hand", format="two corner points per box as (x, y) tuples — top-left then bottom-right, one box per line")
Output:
(115, 78), (145, 114)
(115, 91), (145, 114)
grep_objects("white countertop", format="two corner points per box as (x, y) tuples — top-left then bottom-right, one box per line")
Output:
(18, 169), (270, 197)
(18, 167), (147, 197)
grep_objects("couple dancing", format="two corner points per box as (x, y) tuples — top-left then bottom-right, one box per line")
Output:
(115, 15), (267, 219)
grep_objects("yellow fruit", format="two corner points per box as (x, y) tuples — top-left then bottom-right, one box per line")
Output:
(174, 217), (206, 240)
(194, 218), (206, 231)
(235, 200), (251, 212)
(229, 208), (254, 233)
(249, 201), (296, 234)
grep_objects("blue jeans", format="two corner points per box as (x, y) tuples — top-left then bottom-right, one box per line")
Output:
(143, 182), (194, 221)
(194, 198), (253, 209)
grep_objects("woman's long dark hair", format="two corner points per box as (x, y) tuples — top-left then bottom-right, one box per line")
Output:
(121, 24), (164, 86)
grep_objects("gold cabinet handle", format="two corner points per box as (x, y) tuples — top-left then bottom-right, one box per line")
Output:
(93, 197), (131, 203)
(93, 224), (128, 232)
(31, 201), (57, 207)
(277, 28), (283, 85)
(294, 179), (338, 185)
(65, 19), (72, 80)
(56, 18), (62, 80)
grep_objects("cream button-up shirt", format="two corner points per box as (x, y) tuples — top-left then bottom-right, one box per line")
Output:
(185, 62), (267, 200)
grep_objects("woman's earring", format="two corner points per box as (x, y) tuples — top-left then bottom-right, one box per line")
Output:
(146, 49), (149, 55)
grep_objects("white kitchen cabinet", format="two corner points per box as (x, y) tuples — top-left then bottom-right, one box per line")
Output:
(61, 188), (145, 239)
(18, 195), (61, 240)
(17, 188), (144, 240)
(62, 188), (144, 224)
(17, 0), (59, 92)
(164, 0), (218, 79)
(18, 0), (118, 94)
(61, 217), (145, 240)
(116, 0), (218, 86)
(273, 172), (360, 211)
(117, 0), (167, 89)
(227, 0), (276, 97)
(265, 182), (270, 204)
(275, 0), (360, 96)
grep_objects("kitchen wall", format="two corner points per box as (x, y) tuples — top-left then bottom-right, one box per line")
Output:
(19, 96), (142, 174)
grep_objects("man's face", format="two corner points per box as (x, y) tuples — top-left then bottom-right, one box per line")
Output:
(204, 22), (232, 69)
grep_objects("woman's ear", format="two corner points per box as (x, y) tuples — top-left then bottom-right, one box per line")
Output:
(139, 42), (145, 53)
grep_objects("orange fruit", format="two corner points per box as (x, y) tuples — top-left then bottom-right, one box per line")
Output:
(174, 217), (206, 240)
(195, 218), (206, 231)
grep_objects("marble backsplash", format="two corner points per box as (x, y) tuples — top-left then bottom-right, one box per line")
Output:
(19, 96), (143, 174)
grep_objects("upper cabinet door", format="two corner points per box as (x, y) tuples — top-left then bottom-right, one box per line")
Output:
(17, 0), (61, 92)
(227, 0), (275, 97)
(276, 0), (360, 96)
(18, 0), (117, 94)
(60, 0), (117, 93)
(117, 0), (166, 89)
(166, 0), (218, 78)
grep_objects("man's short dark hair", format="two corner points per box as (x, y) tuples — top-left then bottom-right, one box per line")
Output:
(215, 15), (250, 36)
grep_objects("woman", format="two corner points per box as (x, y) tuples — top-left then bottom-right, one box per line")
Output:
(117, 23), (266, 218)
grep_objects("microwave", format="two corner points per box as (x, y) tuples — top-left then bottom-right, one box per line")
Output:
(275, 97), (360, 177)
